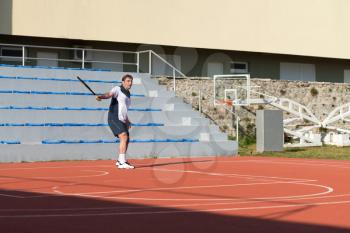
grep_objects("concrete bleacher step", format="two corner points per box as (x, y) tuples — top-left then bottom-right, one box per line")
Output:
(0, 125), (224, 141)
(0, 65), (238, 162)
(0, 109), (203, 124)
(0, 65), (113, 78)
(0, 94), (185, 109)
(0, 66), (153, 83)
(0, 66), (166, 92)
(0, 141), (237, 162)
(0, 78), (169, 96)
(0, 67), (168, 93)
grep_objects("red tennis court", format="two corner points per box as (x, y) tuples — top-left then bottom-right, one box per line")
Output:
(0, 156), (350, 233)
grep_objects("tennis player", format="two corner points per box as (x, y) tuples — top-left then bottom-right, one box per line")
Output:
(96, 74), (134, 169)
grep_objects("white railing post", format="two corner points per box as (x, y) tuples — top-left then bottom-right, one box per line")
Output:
(22, 46), (25, 66)
(221, 105), (240, 155)
(199, 88), (202, 114)
(136, 52), (140, 73)
(173, 69), (176, 93)
(149, 51), (152, 75)
(247, 74), (251, 105)
(236, 116), (239, 147)
(82, 49), (85, 69)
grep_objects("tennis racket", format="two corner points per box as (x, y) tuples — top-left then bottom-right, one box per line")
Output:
(77, 76), (96, 95)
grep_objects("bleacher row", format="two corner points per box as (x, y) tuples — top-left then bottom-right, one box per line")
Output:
(0, 106), (161, 111)
(0, 64), (236, 161)
(0, 63), (112, 72)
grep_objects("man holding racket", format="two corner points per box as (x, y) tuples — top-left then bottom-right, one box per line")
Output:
(96, 74), (135, 169)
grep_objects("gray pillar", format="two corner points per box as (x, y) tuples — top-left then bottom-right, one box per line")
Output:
(256, 110), (283, 152)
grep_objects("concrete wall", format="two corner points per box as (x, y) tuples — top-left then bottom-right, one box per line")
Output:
(3, 0), (350, 60)
(158, 76), (350, 139)
(1, 34), (349, 82)
(187, 49), (350, 82)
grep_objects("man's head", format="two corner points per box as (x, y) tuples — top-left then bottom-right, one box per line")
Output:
(121, 74), (133, 90)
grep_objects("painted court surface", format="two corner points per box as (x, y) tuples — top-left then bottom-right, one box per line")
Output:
(0, 156), (350, 233)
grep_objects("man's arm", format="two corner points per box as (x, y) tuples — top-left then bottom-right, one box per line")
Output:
(96, 92), (113, 101)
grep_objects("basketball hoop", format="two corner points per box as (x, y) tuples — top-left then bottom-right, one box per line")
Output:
(217, 99), (233, 107)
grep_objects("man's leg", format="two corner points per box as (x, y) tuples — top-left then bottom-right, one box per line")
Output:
(126, 135), (130, 151)
(119, 132), (128, 156)
(117, 133), (134, 169)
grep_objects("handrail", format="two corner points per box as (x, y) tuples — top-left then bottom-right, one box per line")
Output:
(0, 43), (137, 54)
(2, 56), (136, 66)
(149, 51), (186, 77)
(322, 102), (350, 126)
(137, 50), (186, 93)
(0, 43), (188, 95)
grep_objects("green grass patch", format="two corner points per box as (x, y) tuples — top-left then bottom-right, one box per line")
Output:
(239, 144), (350, 160)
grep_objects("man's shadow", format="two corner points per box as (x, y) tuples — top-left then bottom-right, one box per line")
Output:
(136, 159), (214, 168)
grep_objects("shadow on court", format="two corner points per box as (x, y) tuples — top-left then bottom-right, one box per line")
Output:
(136, 159), (213, 168)
(0, 189), (348, 233)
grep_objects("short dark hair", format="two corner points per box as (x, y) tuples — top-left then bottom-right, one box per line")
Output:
(122, 74), (133, 81)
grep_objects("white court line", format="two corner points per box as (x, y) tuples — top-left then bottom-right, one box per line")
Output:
(0, 170), (109, 199)
(33, 170), (109, 179)
(244, 158), (350, 165)
(147, 167), (317, 182)
(51, 167), (332, 202)
(0, 164), (340, 217)
(1, 193), (350, 213)
(53, 166), (318, 196)
(0, 199), (350, 218)
(73, 182), (333, 201)
(0, 165), (111, 171)
(53, 180), (309, 196)
(0, 160), (334, 201)
(52, 182), (77, 194)
(220, 159), (350, 169)
(0, 158), (349, 172)
(0, 193), (25, 198)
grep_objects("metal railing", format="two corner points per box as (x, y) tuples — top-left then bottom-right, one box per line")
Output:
(137, 50), (186, 93)
(0, 43), (186, 92)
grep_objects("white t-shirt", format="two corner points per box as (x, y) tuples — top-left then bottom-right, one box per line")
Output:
(109, 86), (131, 123)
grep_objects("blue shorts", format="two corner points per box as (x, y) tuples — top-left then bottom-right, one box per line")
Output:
(108, 115), (129, 138)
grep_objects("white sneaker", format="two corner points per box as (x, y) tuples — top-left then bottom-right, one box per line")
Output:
(116, 160), (135, 169)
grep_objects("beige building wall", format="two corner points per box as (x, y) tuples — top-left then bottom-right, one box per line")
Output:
(2, 0), (350, 60)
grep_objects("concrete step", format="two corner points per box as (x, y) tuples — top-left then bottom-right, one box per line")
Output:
(0, 109), (203, 123)
(0, 125), (223, 141)
(0, 141), (237, 162)
(0, 67), (162, 87)
(0, 67), (168, 90)
(0, 78), (169, 95)
(0, 66), (171, 90)
(0, 65), (237, 162)
(0, 66), (141, 79)
(0, 94), (185, 108)
(0, 83), (174, 98)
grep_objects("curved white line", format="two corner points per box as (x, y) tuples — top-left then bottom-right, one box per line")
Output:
(148, 167), (317, 182)
(57, 180), (308, 196)
(59, 181), (332, 202)
(221, 159), (350, 169)
(35, 170), (109, 179)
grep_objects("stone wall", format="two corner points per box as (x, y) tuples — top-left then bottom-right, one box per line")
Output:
(156, 77), (350, 138)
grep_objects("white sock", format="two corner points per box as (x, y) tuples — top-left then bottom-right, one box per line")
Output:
(118, 154), (126, 164)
